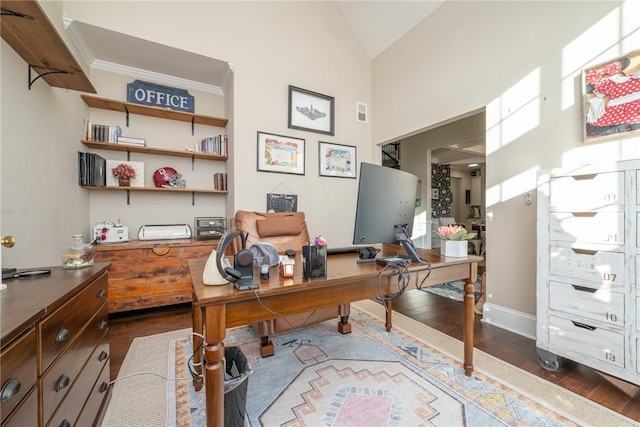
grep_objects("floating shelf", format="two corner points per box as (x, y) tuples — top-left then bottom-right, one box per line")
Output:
(81, 185), (227, 195)
(82, 140), (227, 161)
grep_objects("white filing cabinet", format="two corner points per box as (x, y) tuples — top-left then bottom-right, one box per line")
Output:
(537, 160), (639, 386)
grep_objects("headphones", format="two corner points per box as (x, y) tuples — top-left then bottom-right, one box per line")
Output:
(216, 230), (258, 290)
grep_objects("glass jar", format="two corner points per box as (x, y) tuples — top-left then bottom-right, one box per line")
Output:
(62, 234), (94, 269)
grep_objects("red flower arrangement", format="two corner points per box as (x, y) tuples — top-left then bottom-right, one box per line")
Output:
(111, 163), (137, 180)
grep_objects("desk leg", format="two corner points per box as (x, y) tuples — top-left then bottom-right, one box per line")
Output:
(385, 299), (393, 332)
(204, 305), (226, 427)
(463, 263), (478, 376)
(337, 303), (352, 334)
(192, 300), (203, 391)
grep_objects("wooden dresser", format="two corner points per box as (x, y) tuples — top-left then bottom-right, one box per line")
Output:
(93, 239), (218, 313)
(0, 263), (111, 426)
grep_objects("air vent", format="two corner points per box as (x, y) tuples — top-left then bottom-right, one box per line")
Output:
(356, 102), (367, 123)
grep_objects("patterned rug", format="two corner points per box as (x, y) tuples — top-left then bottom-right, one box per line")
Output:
(102, 300), (637, 427)
(421, 276), (482, 302)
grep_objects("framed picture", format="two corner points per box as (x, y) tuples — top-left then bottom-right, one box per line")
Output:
(257, 131), (305, 175)
(318, 141), (356, 178)
(106, 160), (144, 187)
(288, 86), (335, 135)
(582, 49), (640, 143)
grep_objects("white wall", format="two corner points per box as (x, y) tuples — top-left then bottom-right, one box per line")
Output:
(373, 0), (640, 335)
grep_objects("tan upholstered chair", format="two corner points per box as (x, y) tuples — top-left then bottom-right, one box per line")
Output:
(230, 210), (350, 356)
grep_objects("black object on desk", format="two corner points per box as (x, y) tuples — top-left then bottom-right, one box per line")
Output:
(2, 268), (52, 280)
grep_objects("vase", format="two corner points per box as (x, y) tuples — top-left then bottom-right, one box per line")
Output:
(118, 178), (130, 187)
(441, 240), (468, 257)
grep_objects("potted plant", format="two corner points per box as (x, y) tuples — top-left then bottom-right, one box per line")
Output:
(434, 225), (477, 257)
(111, 163), (137, 187)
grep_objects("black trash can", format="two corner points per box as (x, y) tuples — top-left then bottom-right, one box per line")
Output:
(223, 346), (252, 427)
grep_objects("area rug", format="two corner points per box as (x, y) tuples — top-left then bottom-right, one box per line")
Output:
(421, 276), (482, 302)
(102, 300), (637, 427)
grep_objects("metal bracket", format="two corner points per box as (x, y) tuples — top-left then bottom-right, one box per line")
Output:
(191, 117), (195, 136)
(124, 105), (130, 127)
(28, 65), (70, 90)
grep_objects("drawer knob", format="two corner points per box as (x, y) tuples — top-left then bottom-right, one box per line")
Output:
(60, 420), (71, 427)
(99, 381), (109, 393)
(98, 350), (108, 361)
(55, 327), (71, 343)
(152, 246), (170, 256)
(55, 374), (71, 392)
(0, 377), (21, 402)
(98, 289), (107, 298)
(99, 320), (108, 330)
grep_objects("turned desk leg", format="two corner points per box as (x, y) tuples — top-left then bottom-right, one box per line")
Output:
(192, 300), (204, 391)
(463, 265), (477, 376)
(204, 305), (226, 427)
(385, 300), (393, 332)
(337, 303), (351, 334)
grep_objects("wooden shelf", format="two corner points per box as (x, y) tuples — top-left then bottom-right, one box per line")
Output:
(81, 95), (228, 128)
(0, 0), (96, 93)
(81, 185), (227, 195)
(82, 140), (227, 161)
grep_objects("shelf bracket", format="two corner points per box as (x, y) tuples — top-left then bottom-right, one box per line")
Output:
(192, 192), (195, 206)
(124, 105), (130, 127)
(126, 190), (130, 205)
(126, 149), (131, 161)
(28, 65), (70, 90)
(191, 117), (195, 136)
(191, 155), (195, 171)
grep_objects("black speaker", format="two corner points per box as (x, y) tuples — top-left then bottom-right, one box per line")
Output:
(465, 190), (471, 204)
(216, 230), (258, 290)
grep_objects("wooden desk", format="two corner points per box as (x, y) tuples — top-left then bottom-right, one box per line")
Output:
(189, 245), (481, 427)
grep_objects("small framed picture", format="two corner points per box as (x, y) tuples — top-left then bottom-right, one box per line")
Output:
(582, 49), (640, 143)
(318, 141), (356, 178)
(288, 86), (335, 135)
(257, 131), (305, 175)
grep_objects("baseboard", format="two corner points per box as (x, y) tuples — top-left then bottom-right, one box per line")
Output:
(480, 302), (536, 340)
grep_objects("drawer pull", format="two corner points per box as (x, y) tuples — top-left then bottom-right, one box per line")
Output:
(571, 285), (597, 293)
(152, 246), (170, 256)
(99, 381), (109, 393)
(570, 174), (597, 181)
(571, 212), (597, 218)
(55, 327), (71, 343)
(571, 321), (597, 331)
(98, 289), (107, 298)
(60, 420), (71, 427)
(98, 350), (108, 361)
(55, 374), (71, 392)
(571, 248), (598, 255)
(99, 320), (108, 330)
(0, 377), (21, 402)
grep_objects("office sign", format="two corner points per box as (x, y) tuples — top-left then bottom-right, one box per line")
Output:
(127, 80), (194, 113)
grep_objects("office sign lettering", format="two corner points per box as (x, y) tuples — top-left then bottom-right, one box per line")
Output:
(127, 80), (194, 113)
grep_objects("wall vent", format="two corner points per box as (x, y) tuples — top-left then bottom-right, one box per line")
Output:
(356, 102), (367, 123)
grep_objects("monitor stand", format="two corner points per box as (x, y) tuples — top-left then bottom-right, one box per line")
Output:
(395, 227), (422, 262)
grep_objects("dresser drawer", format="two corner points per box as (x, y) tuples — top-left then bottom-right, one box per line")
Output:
(548, 315), (624, 368)
(550, 172), (624, 212)
(1, 386), (37, 427)
(45, 334), (109, 427)
(549, 280), (625, 327)
(550, 211), (624, 245)
(0, 328), (36, 421)
(75, 359), (110, 427)
(39, 272), (108, 373)
(40, 303), (108, 423)
(550, 246), (624, 288)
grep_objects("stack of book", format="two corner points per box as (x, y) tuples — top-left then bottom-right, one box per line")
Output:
(117, 136), (146, 146)
(197, 135), (228, 156)
(214, 173), (227, 191)
(84, 119), (121, 143)
(78, 152), (106, 186)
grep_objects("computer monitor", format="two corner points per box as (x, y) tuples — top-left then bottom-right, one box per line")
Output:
(353, 162), (421, 262)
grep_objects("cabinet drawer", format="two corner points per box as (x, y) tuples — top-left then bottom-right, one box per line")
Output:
(75, 359), (110, 427)
(548, 315), (624, 368)
(549, 247), (624, 288)
(39, 272), (108, 373)
(550, 211), (624, 245)
(41, 303), (108, 423)
(0, 328), (36, 421)
(46, 334), (109, 427)
(549, 280), (625, 327)
(550, 172), (624, 211)
(1, 386), (37, 427)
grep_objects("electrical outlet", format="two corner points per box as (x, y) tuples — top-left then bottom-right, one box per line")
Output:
(525, 191), (533, 205)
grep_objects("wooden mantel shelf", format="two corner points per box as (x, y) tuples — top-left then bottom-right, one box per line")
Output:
(81, 95), (228, 128)
(0, 0), (96, 93)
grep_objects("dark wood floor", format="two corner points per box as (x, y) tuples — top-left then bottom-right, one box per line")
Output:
(108, 289), (640, 421)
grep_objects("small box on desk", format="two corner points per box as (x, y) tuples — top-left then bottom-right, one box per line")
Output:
(194, 217), (226, 240)
(302, 245), (327, 280)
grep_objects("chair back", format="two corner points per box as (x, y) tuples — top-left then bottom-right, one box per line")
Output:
(230, 210), (310, 254)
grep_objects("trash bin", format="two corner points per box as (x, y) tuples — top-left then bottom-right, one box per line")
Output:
(223, 346), (252, 427)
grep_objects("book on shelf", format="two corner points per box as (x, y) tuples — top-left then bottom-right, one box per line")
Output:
(84, 119), (122, 143)
(78, 152), (106, 186)
(214, 173), (227, 191)
(117, 136), (147, 146)
(196, 135), (228, 156)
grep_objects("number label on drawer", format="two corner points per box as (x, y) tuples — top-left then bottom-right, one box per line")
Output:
(550, 247), (624, 286)
(550, 212), (624, 245)
(550, 172), (624, 211)
(549, 281), (625, 327)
